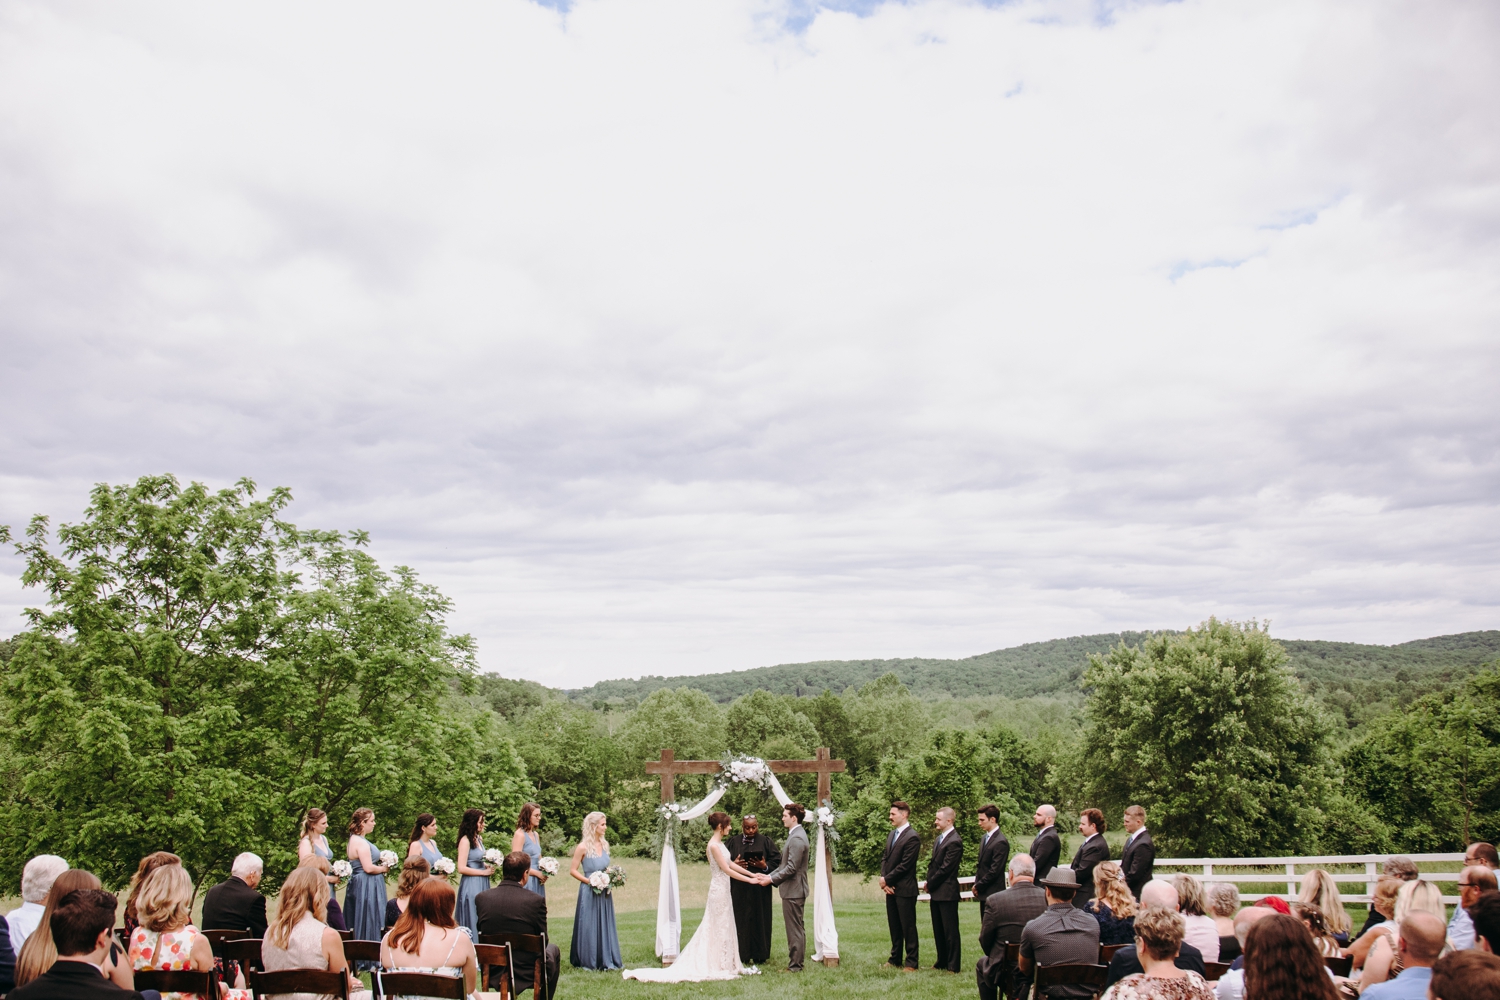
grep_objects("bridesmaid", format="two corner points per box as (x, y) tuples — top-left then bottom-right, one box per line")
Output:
(511, 802), (548, 896)
(454, 809), (494, 939)
(569, 811), (622, 970)
(297, 808), (339, 900)
(407, 813), (446, 868)
(345, 808), (392, 949)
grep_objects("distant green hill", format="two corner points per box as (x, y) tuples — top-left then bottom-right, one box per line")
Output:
(567, 630), (1500, 708)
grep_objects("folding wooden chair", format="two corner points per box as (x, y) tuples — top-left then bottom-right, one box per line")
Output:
(247, 968), (351, 999)
(1326, 955), (1354, 977)
(1100, 943), (1127, 965)
(133, 969), (218, 996)
(1033, 962), (1109, 996)
(376, 971), (468, 999)
(482, 932), (548, 999)
(1203, 961), (1232, 981)
(475, 942), (513, 1000)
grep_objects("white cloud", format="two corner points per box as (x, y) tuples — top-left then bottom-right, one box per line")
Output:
(0, 0), (1496, 685)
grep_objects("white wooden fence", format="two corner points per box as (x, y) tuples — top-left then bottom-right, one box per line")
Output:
(930, 852), (1467, 905)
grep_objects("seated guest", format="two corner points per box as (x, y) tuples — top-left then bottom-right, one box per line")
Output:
(1360, 911), (1444, 1000)
(1450, 865), (1498, 951)
(1100, 906), (1214, 1000)
(8, 888), (147, 1000)
(200, 853), (268, 940)
(1429, 949), (1500, 1000)
(1207, 884), (1240, 963)
(1171, 875), (1219, 963)
(977, 854), (1048, 1000)
(1105, 882), (1207, 988)
(129, 864), (251, 1000)
(1240, 913), (1339, 1000)
(380, 879), (478, 996)
(7, 854), (68, 950)
(15, 869), (135, 992)
(1293, 903), (1342, 958)
(1299, 869), (1352, 946)
(122, 853), (181, 941)
(1212, 905), (1276, 1000)
(475, 851), (561, 999)
(1018, 868), (1101, 1000)
(1358, 858), (1420, 939)
(1086, 862), (1139, 946)
(386, 858), (432, 930)
(0, 909), (13, 997)
(262, 867), (371, 1000)
(1361, 880), (1449, 992)
(296, 855), (347, 932)
(1349, 878), (1403, 971)
(1472, 890), (1500, 954)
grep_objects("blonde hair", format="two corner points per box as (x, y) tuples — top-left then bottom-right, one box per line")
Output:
(268, 867), (328, 949)
(1134, 905), (1187, 962)
(1172, 873), (1207, 917)
(396, 858), (431, 898)
(1299, 869), (1351, 936)
(1394, 879), (1445, 925)
(1092, 861), (1137, 919)
(1373, 876), (1402, 918)
(137, 864), (194, 932)
(14, 869), (102, 987)
(581, 811), (609, 857)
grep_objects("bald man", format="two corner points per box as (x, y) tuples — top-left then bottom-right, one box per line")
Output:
(1360, 911), (1446, 1000)
(1028, 805), (1061, 882)
(1104, 881), (1209, 988)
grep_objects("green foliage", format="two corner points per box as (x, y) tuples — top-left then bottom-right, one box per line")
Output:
(1343, 666), (1500, 850)
(0, 476), (529, 890)
(1074, 619), (1336, 857)
(842, 674), (927, 783)
(510, 702), (617, 849)
(477, 673), (551, 719)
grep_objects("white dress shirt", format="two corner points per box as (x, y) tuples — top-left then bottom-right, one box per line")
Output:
(7, 900), (45, 950)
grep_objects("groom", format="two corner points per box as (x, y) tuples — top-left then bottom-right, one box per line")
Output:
(757, 802), (809, 971)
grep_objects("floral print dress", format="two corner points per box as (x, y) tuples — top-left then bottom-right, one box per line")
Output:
(129, 924), (252, 1000)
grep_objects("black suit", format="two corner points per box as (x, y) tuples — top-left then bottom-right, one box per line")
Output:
(1104, 941), (1204, 987)
(0, 905), (15, 995)
(1069, 833), (1110, 909)
(7, 959), (146, 1000)
(1028, 826), (1061, 882)
(200, 876), (267, 939)
(973, 829), (1011, 903)
(881, 825), (921, 968)
(1120, 829), (1155, 900)
(927, 829), (963, 972)
(475, 880), (560, 999)
(976, 881), (1048, 1000)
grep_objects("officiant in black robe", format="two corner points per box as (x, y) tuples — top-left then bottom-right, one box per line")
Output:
(726, 815), (781, 964)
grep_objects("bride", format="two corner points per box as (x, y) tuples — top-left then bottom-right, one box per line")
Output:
(622, 810), (764, 982)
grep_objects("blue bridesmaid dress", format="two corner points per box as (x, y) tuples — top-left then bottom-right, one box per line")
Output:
(522, 829), (544, 896)
(418, 838), (444, 868)
(312, 836), (334, 898)
(570, 851), (622, 970)
(455, 836), (490, 940)
(345, 835), (388, 948)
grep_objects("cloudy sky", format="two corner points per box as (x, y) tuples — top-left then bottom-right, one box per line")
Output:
(1, 0), (1496, 687)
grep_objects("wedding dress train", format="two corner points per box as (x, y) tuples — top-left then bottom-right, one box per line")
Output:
(622, 842), (756, 982)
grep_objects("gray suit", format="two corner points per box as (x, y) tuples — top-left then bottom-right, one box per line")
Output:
(766, 823), (810, 970)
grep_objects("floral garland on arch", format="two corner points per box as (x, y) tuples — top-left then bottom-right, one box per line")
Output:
(653, 755), (792, 857)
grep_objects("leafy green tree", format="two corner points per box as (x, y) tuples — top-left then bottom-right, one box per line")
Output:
(842, 674), (928, 782)
(0, 476), (529, 889)
(725, 690), (819, 758)
(1074, 619), (1335, 856)
(510, 702), (617, 848)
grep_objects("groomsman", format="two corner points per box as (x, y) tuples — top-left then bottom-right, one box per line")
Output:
(1028, 805), (1061, 882)
(1069, 809), (1110, 909)
(880, 801), (921, 970)
(926, 807), (963, 973)
(1120, 805), (1155, 900)
(972, 805), (1011, 903)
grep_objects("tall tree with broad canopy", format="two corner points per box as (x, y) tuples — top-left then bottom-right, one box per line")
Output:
(0, 476), (528, 889)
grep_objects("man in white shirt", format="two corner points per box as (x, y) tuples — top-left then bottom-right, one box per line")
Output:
(1450, 844), (1499, 950)
(7, 854), (68, 950)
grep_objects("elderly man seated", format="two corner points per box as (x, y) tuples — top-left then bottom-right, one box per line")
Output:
(7, 855), (68, 950)
(201, 853), (268, 939)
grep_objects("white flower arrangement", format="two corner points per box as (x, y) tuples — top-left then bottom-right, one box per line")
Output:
(330, 859), (353, 887)
(815, 805), (836, 828)
(483, 848), (506, 867)
(538, 856), (560, 876)
(588, 870), (612, 894)
(716, 754), (774, 792)
(432, 857), (456, 878)
(378, 849), (399, 868)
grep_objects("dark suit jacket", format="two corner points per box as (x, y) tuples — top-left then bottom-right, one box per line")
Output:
(974, 829), (1011, 902)
(881, 826), (921, 897)
(7, 959), (146, 1000)
(1069, 834), (1111, 908)
(976, 882), (1049, 985)
(475, 880), (548, 991)
(200, 876), (268, 939)
(925, 829), (963, 902)
(1028, 826), (1062, 882)
(1120, 830), (1155, 899)
(1104, 941), (1204, 987)
(0, 907), (15, 995)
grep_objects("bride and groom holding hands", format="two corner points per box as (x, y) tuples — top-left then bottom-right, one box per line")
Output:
(623, 802), (810, 983)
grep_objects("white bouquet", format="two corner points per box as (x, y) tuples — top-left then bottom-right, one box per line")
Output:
(378, 850), (399, 868)
(717, 754), (774, 791)
(432, 857), (456, 878)
(588, 870), (611, 895)
(538, 856), (560, 876)
(330, 859), (353, 887)
(483, 848), (506, 868)
(815, 805), (835, 828)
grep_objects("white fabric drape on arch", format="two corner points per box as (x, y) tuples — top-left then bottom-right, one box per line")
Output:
(656, 772), (836, 963)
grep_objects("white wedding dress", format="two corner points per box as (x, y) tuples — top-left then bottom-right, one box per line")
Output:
(622, 841), (755, 982)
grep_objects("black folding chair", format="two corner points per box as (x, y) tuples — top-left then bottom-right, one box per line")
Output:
(247, 967), (351, 999)
(133, 969), (218, 996)
(376, 970), (467, 999)
(1033, 962), (1108, 995)
(1326, 954), (1354, 977)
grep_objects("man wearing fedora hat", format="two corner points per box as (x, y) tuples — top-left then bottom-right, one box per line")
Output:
(1017, 868), (1101, 999)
